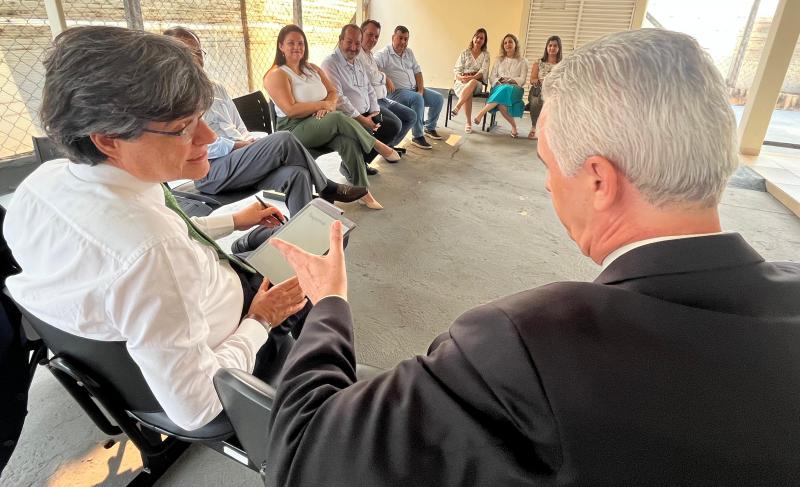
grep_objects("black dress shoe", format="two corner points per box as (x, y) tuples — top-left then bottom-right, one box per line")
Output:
(393, 146), (407, 155)
(319, 182), (368, 203)
(366, 165), (379, 175)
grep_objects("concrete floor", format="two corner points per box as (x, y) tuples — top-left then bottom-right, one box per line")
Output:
(3, 115), (800, 487)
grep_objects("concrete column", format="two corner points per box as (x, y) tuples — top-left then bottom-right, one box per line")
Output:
(293, 0), (303, 28)
(123, 0), (144, 31)
(356, 0), (364, 25)
(630, 0), (649, 29)
(44, 0), (67, 39)
(738, 0), (800, 156)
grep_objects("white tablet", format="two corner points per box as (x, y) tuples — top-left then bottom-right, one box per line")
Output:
(245, 198), (356, 283)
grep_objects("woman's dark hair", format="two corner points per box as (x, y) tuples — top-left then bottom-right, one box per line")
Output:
(499, 33), (519, 59)
(541, 35), (563, 63)
(272, 24), (310, 72)
(469, 28), (488, 52)
(40, 26), (213, 165)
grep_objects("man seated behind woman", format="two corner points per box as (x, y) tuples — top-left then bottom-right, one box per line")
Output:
(264, 24), (401, 210)
(473, 34), (528, 138)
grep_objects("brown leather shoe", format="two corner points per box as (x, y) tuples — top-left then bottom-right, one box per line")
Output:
(319, 182), (368, 203)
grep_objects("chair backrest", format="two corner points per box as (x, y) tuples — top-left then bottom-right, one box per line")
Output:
(267, 100), (279, 130)
(20, 308), (162, 412)
(31, 136), (65, 163)
(1, 207), (19, 284)
(232, 91), (273, 134)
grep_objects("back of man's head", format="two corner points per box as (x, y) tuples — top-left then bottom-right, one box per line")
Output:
(543, 29), (738, 208)
(41, 26), (213, 165)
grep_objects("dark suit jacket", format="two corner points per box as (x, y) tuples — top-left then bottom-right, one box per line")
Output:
(265, 234), (800, 486)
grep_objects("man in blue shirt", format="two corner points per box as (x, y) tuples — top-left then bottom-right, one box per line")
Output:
(321, 24), (404, 176)
(164, 27), (367, 216)
(376, 26), (444, 150)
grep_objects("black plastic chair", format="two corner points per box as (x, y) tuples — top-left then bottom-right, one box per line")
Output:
(15, 307), (255, 485)
(444, 84), (496, 132)
(13, 304), (384, 484)
(232, 91), (274, 135)
(0, 207), (47, 474)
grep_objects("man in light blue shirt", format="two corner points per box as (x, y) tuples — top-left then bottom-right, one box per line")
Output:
(376, 25), (444, 150)
(322, 24), (403, 174)
(164, 27), (367, 217)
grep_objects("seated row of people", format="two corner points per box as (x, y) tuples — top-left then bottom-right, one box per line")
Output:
(6, 23), (800, 486)
(173, 21), (448, 212)
(451, 30), (563, 139)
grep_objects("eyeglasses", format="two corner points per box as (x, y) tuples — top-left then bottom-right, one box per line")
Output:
(141, 114), (204, 144)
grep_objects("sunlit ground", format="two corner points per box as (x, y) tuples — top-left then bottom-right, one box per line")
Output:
(45, 439), (143, 486)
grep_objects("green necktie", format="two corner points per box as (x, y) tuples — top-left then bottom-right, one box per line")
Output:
(161, 184), (257, 274)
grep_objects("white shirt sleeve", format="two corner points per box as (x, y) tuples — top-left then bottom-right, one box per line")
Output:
(191, 213), (235, 240)
(454, 51), (466, 76)
(514, 58), (529, 87)
(479, 52), (490, 82)
(489, 59), (501, 86)
(107, 237), (268, 431)
(207, 136), (235, 160)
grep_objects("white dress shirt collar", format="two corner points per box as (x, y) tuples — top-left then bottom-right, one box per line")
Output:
(69, 160), (162, 201)
(601, 232), (724, 270)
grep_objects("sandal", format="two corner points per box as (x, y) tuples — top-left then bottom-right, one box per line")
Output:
(511, 129), (518, 138)
(527, 129), (536, 139)
(450, 108), (459, 118)
(465, 124), (473, 134)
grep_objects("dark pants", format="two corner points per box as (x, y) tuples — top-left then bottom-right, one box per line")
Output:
(234, 260), (311, 386)
(197, 131), (328, 216)
(363, 108), (402, 164)
(379, 97), (416, 146)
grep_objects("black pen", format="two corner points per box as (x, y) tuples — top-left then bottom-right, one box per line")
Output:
(254, 194), (285, 224)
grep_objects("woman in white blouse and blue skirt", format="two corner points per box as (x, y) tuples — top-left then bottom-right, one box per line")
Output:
(473, 34), (528, 138)
(449, 28), (490, 133)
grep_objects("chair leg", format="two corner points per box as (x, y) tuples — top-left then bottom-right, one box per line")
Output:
(128, 437), (191, 487)
(445, 91), (453, 127)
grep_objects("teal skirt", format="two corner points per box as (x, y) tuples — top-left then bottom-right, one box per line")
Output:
(487, 84), (524, 118)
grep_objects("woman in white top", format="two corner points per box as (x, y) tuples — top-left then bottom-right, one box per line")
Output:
(264, 25), (399, 210)
(528, 35), (562, 139)
(450, 28), (490, 133)
(473, 34), (529, 138)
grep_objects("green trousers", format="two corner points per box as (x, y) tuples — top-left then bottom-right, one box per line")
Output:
(276, 111), (376, 187)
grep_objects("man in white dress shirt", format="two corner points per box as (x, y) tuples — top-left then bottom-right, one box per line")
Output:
(163, 27), (367, 216)
(375, 25), (444, 150)
(3, 26), (308, 431)
(321, 24), (405, 175)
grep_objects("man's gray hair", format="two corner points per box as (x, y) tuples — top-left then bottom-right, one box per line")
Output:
(542, 29), (738, 207)
(40, 26), (214, 165)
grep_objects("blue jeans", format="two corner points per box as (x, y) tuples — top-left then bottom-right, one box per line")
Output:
(378, 98), (417, 145)
(387, 88), (443, 138)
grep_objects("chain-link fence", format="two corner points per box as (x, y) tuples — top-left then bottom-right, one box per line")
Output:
(0, 0), (50, 160)
(303, 0), (357, 65)
(0, 0), (356, 163)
